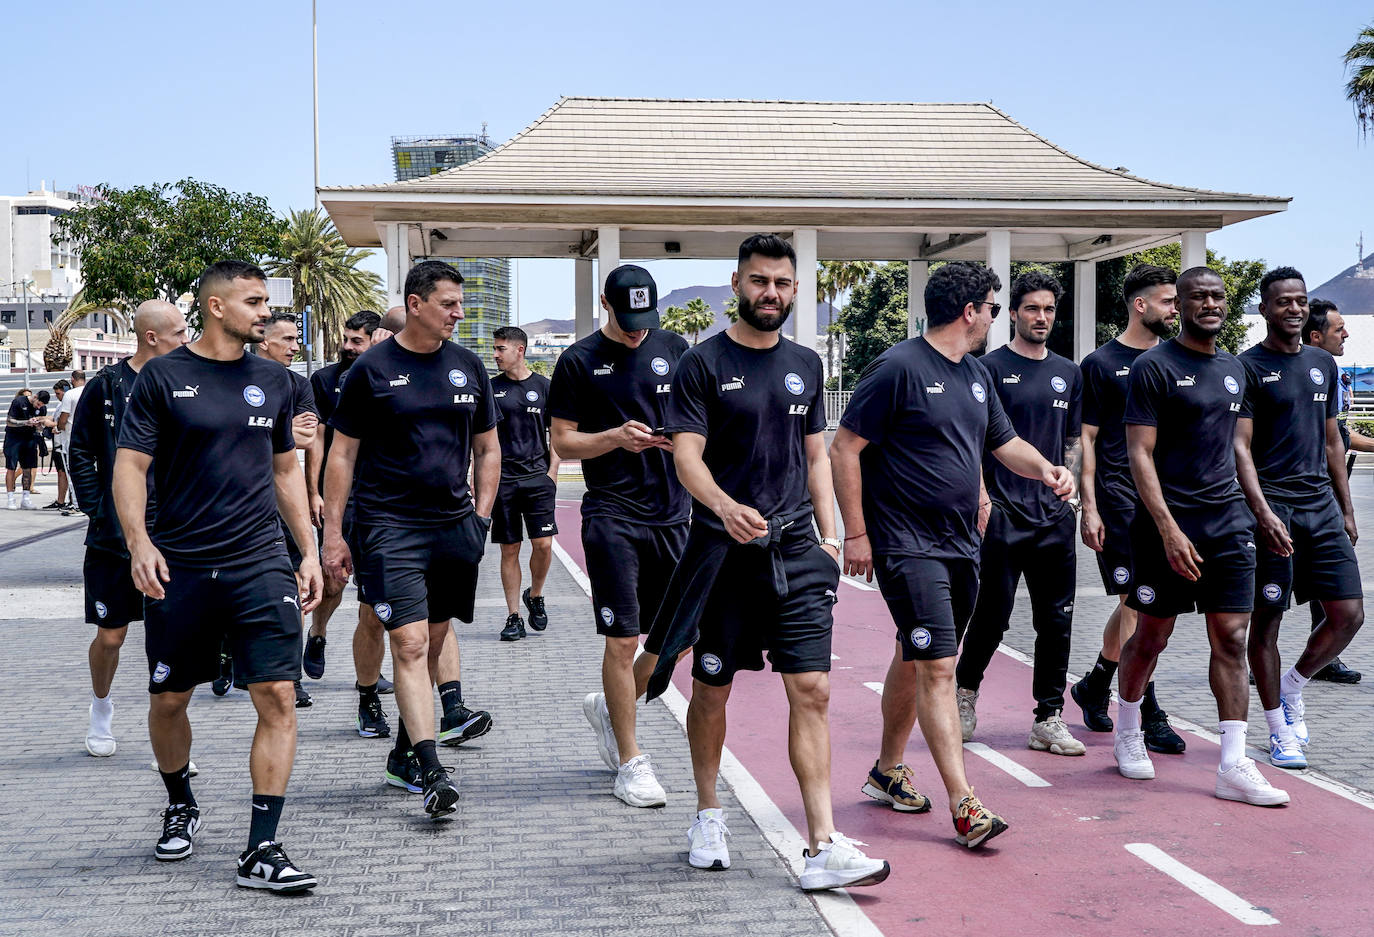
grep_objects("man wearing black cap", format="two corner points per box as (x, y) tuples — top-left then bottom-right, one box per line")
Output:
(549, 263), (689, 808)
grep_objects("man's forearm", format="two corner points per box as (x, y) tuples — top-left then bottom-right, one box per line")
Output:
(304, 435), (323, 499)
(1329, 438), (1356, 516)
(805, 448), (837, 539)
(472, 449), (500, 517)
(994, 437), (1054, 480)
(112, 460), (150, 550)
(829, 445), (866, 536)
(274, 466), (317, 559)
(551, 426), (620, 461)
(1064, 437), (1082, 496)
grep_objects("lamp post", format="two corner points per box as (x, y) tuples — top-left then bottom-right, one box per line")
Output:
(19, 279), (34, 380)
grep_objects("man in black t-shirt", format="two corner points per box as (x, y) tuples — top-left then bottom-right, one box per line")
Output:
(5, 388), (40, 510)
(1069, 264), (1186, 755)
(833, 261), (1073, 850)
(1238, 268), (1363, 771)
(114, 261), (321, 892)
(549, 265), (689, 808)
(955, 272), (1085, 756)
(323, 261), (499, 821)
(490, 325), (560, 641)
(1116, 266), (1287, 807)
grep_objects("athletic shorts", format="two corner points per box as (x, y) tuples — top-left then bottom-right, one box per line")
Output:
(1255, 498), (1362, 608)
(283, 519), (304, 571)
(3, 437), (37, 471)
(1126, 507), (1256, 617)
(144, 553), (302, 694)
(582, 515), (687, 637)
(490, 474), (558, 544)
(316, 500), (356, 555)
(353, 513), (488, 629)
(1094, 497), (1137, 595)
(692, 539), (839, 686)
(874, 554), (979, 661)
(52, 449), (68, 473)
(84, 546), (143, 629)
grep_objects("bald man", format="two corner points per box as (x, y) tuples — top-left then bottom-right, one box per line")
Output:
(68, 300), (190, 758)
(377, 305), (405, 338)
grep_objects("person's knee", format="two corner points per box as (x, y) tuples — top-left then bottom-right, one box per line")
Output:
(500, 543), (521, 560)
(530, 538), (552, 557)
(689, 680), (732, 713)
(251, 681), (297, 722)
(1330, 601), (1365, 636)
(787, 671), (830, 712)
(918, 655), (956, 685)
(94, 626), (127, 652)
(604, 635), (639, 664)
(149, 691), (191, 720)
(389, 625), (430, 666)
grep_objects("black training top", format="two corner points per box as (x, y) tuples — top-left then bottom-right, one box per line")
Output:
(666, 331), (826, 520)
(841, 337), (1017, 560)
(548, 329), (689, 525)
(1239, 343), (1340, 509)
(1124, 338), (1246, 521)
(980, 346), (1081, 528)
(492, 371), (553, 480)
(1081, 339), (1152, 511)
(6, 395), (35, 440)
(310, 359), (350, 493)
(330, 338), (499, 528)
(118, 346), (295, 567)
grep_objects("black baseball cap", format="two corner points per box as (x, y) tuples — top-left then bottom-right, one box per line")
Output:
(604, 264), (659, 331)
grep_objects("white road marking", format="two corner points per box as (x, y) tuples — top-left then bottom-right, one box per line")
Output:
(550, 538), (592, 595)
(963, 742), (1052, 788)
(863, 682), (884, 696)
(1125, 843), (1279, 926)
(840, 576), (878, 592)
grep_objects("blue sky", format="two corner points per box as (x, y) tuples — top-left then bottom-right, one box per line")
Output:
(7, 0), (1372, 322)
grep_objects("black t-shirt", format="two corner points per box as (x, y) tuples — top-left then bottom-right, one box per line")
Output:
(1239, 343), (1340, 509)
(330, 338), (498, 528)
(1124, 338), (1246, 525)
(309, 360), (347, 491)
(840, 337), (1016, 560)
(1081, 338), (1151, 511)
(492, 371), (553, 480)
(117, 345), (295, 567)
(548, 329), (690, 525)
(980, 346), (1081, 528)
(666, 332), (826, 520)
(6, 395), (35, 440)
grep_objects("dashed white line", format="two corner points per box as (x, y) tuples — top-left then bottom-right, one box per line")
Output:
(863, 682), (884, 695)
(962, 742), (1052, 788)
(1125, 843), (1279, 926)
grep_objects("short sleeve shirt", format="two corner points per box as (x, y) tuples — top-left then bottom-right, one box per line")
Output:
(309, 360), (349, 493)
(53, 385), (83, 450)
(1081, 339), (1151, 510)
(6, 395), (35, 440)
(1239, 343), (1340, 509)
(492, 371), (553, 480)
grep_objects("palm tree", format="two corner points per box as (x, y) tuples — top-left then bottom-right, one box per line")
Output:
(43, 291), (128, 372)
(1347, 24), (1374, 136)
(723, 296), (739, 324)
(818, 261), (875, 379)
(661, 298), (715, 344)
(266, 209), (386, 360)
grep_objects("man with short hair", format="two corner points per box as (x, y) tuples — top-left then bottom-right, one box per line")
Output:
(490, 325), (560, 641)
(1070, 264), (1187, 755)
(323, 260), (499, 819)
(69, 301), (189, 757)
(114, 261), (322, 891)
(44, 377), (78, 510)
(956, 270), (1086, 756)
(5, 388), (40, 510)
(1238, 267), (1364, 769)
(550, 264), (689, 808)
(1114, 266), (1287, 806)
(55, 370), (86, 513)
(832, 261), (1073, 848)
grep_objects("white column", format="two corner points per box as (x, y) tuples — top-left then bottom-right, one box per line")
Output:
(1181, 231), (1207, 271)
(575, 258), (594, 340)
(382, 222), (408, 308)
(1073, 260), (1097, 362)
(985, 230), (1011, 351)
(908, 260), (929, 339)
(597, 225), (621, 297)
(792, 228), (818, 350)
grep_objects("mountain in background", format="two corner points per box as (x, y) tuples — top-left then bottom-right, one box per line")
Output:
(1244, 249), (1374, 317)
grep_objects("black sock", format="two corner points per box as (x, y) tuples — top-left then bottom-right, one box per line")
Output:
(1082, 653), (1118, 695)
(1141, 681), (1164, 719)
(393, 718), (412, 756)
(356, 681), (378, 698)
(438, 681), (462, 713)
(248, 794), (285, 851)
(160, 764), (196, 807)
(413, 739), (442, 778)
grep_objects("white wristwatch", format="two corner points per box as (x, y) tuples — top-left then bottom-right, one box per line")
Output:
(820, 537), (843, 550)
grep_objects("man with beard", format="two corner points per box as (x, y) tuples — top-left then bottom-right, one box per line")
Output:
(550, 264), (688, 808)
(1115, 266), (1288, 805)
(1070, 265), (1187, 756)
(645, 234), (889, 890)
(832, 261), (1073, 848)
(1237, 268), (1363, 769)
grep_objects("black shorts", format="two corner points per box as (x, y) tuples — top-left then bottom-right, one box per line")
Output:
(316, 500), (356, 555)
(692, 539), (839, 686)
(582, 515), (687, 637)
(491, 474), (558, 544)
(875, 554), (979, 661)
(52, 449), (68, 473)
(1126, 508), (1256, 617)
(3, 437), (37, 471)
(1255, 498), (1362, 609)
(353, 513), (488, 629)
(1094, 497), (1137, 595)
(144, 553), (302, 694)
(84, 546), (143, 629)
(283, 523), (304, 571)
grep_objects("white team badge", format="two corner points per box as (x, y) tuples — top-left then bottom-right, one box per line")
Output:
(1051, 375), (1067, 393)
(1263, 583), (1283, 601)
(910, 627), (933, 650)
(243, 385), (265, 407)
(784, 372), (806, 396)
(94, 601), (109, 619)
(449, 369), (467, 388)
(629, 287), (651, 310)
(651, 356), (670, 376)
(700, 653), (723, 675)
(1224, 375), (1240, 395)
(375, 602), (392, 622)
(1136, 585), (1155, 604)
(525, 390), (540, 402)
(1113, 567), (1129, 585)
(600, 607), (615, 626)
(970, 382), (986, 403)
(1309, 368), (1324, 386)
(153, 662), (171, 683)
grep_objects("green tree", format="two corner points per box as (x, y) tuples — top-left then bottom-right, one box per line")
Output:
(265, 209), (386, 360)
(819, 261), (876, 379)
(661, 297), (715, 344)
(1345, 24), (1374, 136)
(54, 178), (284, 325)
(837, 262), (910, 387)
(723, 296), (739, 324)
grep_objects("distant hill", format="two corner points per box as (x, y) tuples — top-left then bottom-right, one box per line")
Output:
(1245, 251), (1374, 317)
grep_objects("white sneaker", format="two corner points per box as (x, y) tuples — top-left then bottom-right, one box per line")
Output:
(148, 759), (200, 777)
(1114, 729), (1154, 779)
(957, 687), (978, 742)
(1268, 733), (1308, 770)
(583, 692), (620, 772)
(799, 832), (891, 892)
(85, 703), (116, 757)
(1028, 714), (1086, 756)
(687, 808), (730, 869)
(5, 493), (15, 510)
(20, 492), (35, 510)
(1280, 693), (1309, 747)
(614, 753), (667, 807)
(1216, 757), (1290, 806)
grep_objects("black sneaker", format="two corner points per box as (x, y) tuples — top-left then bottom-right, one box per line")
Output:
(212, 652), (233, 697)
(499, 614), (526, 642)
(523, 588), (548, 632)
(384, 748), (423, 793)
(1143, 711), (1186, 754)
(302, 634), (326, 680)
(422, 767), (460, 820)
(155, 804), (202, 861)
(1312, 658), (1362, 684)
(293, 681), (312, 708)
(439, 704), (493, 746)
(236, 841), (317, 893)
(357, 693), (391, 738)
(1070, 680), (1113, 733)
(42, 500), (64, 510)
(376, 675), (395, 695)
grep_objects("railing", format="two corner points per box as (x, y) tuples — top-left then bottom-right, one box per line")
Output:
(823, 391), (852, 429)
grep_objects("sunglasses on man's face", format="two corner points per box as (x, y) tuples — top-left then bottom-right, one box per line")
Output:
(971, 300), (1002, 319)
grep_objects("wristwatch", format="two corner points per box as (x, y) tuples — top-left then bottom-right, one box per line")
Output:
(820, 537), (843, 550)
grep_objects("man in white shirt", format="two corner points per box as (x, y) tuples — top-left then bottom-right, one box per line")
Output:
(51, 371), (87, 513)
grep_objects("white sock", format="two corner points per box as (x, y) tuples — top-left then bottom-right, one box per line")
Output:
(1280, 667), (1309, 700)
(1218, 720), (1247, 770)
(698, 807), (725, 821)
(1117, 696), (1143, 734)
(89, 694), (113, 737)
(1263, 707), (1289, 739)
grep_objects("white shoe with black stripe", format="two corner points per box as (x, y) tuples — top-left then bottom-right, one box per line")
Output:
(236, 841), (317, 893)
